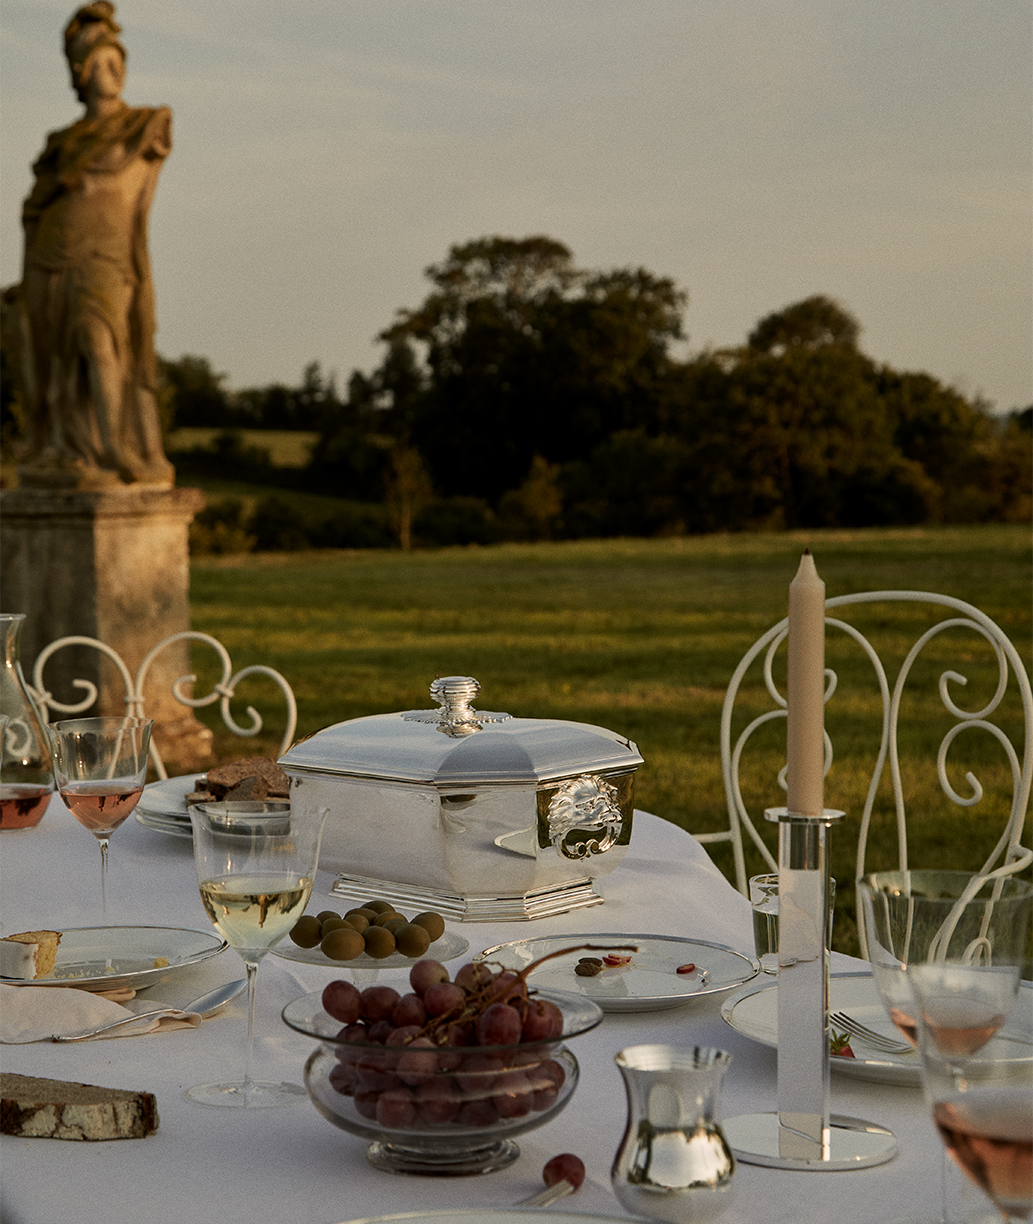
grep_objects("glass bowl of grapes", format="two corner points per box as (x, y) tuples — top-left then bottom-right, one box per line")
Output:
(281, 952), (604, 1175)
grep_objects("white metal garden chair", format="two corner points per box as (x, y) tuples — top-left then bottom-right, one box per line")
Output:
(29, 631), (297, 780)
(714, 592), (1032, 947)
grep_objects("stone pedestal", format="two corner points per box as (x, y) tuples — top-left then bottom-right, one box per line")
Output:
(0, 485), (211, 765)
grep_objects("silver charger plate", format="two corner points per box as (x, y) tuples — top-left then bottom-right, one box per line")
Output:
(475, 933), (759, 1012)
(0, 925), (227, 991)
(721, 971), (1033, 1087)
(272, 929), (470, 971)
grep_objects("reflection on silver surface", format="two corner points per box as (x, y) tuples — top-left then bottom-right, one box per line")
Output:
(612, 1045), (736, 1223)
(723, 1111), (897, 1171)
(282, 676), (642, 921)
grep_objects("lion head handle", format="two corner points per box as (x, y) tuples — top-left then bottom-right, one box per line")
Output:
(547, 774), (625, 860)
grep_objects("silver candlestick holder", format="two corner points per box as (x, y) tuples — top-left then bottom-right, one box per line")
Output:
(723, 807), (897, 1170)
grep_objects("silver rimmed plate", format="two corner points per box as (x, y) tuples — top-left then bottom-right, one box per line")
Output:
(336, 1211), (629, 1224)
(475, 933), (758, 1012)
(135, 775), (196, 837)
(272, 929), (469, 972)
(0, 925), (227, 991)
(722, 972), (1033, 1086)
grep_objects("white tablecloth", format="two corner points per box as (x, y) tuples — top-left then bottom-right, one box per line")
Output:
(1, 798), (969, 1224)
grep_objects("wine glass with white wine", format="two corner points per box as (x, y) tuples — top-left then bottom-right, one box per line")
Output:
(186, 798), (327, 1108)
(859, 871), (1033, 1223)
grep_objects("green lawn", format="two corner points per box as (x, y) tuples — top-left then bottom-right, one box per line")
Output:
(166, 428), (319, 467)
(185, 525), (1031, 957)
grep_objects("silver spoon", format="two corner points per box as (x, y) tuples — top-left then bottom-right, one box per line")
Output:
(52, 979), (248, 1042)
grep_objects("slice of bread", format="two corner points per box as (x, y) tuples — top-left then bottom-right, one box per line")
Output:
(1, 931), (61, 979)
(206, 756), (288, 797)
(0, 1073), (158, 1140)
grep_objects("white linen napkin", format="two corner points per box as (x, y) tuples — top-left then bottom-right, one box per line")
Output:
(0, 983), (202, 1042)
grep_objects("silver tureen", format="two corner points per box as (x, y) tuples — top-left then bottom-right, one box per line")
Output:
(280, 676), (643, 921)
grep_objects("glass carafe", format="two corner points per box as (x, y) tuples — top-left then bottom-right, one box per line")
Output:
(612, 1044), (736, 1224)
(1, 613), (54, 828)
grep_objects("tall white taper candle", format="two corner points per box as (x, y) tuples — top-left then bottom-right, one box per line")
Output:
(786, 550), (825, 816)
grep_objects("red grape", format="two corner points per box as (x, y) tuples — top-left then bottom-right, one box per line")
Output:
(543, 1152), (585, 1190)
(409, 959), (449, 995)
(396, 1040), (441, 1086)
(384, 1024), (422, 1046)
(477, 1002), (523, 1046)
(522, 997), (563, 1041)
(453, 961), (493, 992)
(423, 981), (465, 1017)
(328, 1061), (357, 1095)
(456, 1097), (499, 1127)
(376, 1086), (417, 1128)
(415, 1076), (461, 1125)
(322, 979), (361, 1023)
(359, 985), (400, 1023)
(492, 1069), (534, 1118)
(454, 1051), (504, 1092)
(530, 1058), (566, 1110)
(391, 992), (428, 1028)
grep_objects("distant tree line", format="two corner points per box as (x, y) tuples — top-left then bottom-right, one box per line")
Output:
(80, 236), (1033, 549)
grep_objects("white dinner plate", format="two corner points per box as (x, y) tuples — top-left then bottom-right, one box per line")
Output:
(135, 774), (196, 837)
(721, 972), (1033, 1087)
(336, 1212), (629, 1224)
(475, 933), (759, 1012)
(272, 929), (469, 972)
(0, 925), (227, 991)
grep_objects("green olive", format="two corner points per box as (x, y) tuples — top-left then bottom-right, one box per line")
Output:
(381, 916), (408, 935)
(362, 925), (396, 959)
(393, 923), (432, 958)
(320, 927), (365, 961)
(315, 910), (341, 924)
(363, 900), (396, 915)
(349, 907), (378, 924)
(290, 915), (323, 948)
(411, 911), (445, 942)
(343, 911), (370, 932)
(319, 917), (350, 935)
(373, 910), (403, 927)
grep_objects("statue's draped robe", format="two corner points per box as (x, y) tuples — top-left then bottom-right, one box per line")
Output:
(16, 101), (174, 487)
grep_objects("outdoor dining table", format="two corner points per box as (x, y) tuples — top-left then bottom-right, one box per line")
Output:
(1, 795), (970, 1224)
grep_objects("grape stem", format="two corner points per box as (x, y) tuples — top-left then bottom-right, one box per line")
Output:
(418, 943), (638, 1044)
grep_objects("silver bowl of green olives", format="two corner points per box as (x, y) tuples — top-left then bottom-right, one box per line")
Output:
(281, 955), (603, 1175)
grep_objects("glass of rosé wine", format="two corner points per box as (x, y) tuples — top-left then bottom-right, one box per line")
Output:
(859, 871), (1033, 1222)
(50, 716), (153, 921)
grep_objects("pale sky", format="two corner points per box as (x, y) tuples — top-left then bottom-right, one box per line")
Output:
(2, 0), (1030, 412)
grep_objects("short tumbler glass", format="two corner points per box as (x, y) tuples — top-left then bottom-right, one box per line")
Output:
(750, 873), (836, 974)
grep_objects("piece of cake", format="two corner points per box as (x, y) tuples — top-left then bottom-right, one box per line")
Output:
(0, 1073), (158, 1141)
(1, 930), (61, 980)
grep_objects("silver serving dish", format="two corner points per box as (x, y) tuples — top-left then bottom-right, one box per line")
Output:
(280, 676), (643, 921)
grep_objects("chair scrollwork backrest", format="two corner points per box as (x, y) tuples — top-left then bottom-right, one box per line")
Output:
(29, 631), (298, 781)
(717, 591), (1032, 953)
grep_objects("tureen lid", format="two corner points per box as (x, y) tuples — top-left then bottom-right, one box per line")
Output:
(280, 676), (643, 786)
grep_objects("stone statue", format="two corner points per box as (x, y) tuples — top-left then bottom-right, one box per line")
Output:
(8, 2), (175, 489)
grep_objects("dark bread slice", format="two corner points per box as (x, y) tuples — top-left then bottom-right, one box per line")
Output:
(206, 757), (287, 796)
(1, 1073), (158, 1140)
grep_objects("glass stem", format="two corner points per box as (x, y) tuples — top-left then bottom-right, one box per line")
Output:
(242, 959), (260, 1097)
(97, 835), (110, 923)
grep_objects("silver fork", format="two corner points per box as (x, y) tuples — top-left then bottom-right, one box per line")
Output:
(829, 1011), (913, 1055)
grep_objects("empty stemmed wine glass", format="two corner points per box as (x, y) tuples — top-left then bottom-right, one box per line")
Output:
(858, 870), (1033, 1223)
(50, 716), (153, 921)
(186, 799), (327, 1108)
